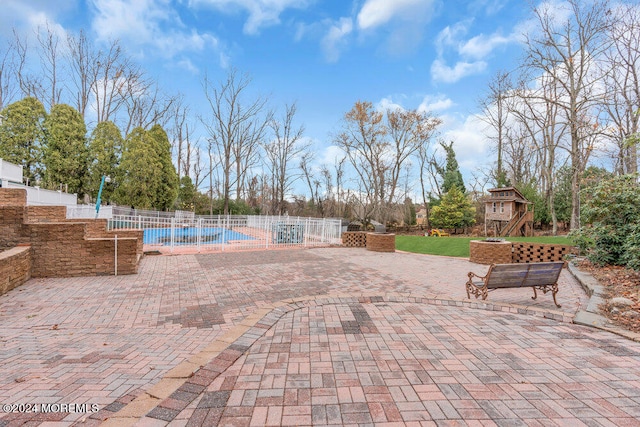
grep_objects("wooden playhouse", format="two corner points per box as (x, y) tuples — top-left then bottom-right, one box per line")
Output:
(485, 187), (533, 237)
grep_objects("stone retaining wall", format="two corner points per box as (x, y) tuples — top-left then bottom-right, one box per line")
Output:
(26, 205), (67, 222)
(0, 189), (28, 205)
(27, 223), (140, 277)
(0, 245), (31, 296)
(0, 206), (26, 250)
(0, 188), (143, 277)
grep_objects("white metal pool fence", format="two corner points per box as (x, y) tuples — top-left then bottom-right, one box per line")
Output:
(108, 214), (343, 252)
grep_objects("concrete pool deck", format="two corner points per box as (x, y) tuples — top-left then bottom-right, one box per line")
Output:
(0, 248), (639, 426)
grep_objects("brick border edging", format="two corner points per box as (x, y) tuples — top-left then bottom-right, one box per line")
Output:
(566, 262), (640, 343)
(93, 293), (572, 426)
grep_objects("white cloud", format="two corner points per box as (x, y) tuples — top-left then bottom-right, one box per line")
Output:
(355, 0), (437, 56)
(440, 113), (491, 172)
(374, 94), (454, 115)
(418, 95), (454, 112)
(435, 20), (471, 56)
(90, 0), (222, 61)
(459, 33), (511, 60)
(190, 0), (311, 35)
(320, 17), (353, 63)
(357, 0), (434, 30)
(469, 0), (507, 16)
(176, 58), (200, 74)
(431, 59), (487, 83)
(0, 0), (74, 39)
(376, 97), (405, 112)
(431, 18), (517, 82)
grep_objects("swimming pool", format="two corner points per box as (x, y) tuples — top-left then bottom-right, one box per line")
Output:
(143, 227), (255, 245)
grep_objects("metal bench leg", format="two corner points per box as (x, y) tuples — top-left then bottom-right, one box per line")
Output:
(532, 285), (562, 308)
(552, 284), (561, 308)
(466, 281), (488, 301)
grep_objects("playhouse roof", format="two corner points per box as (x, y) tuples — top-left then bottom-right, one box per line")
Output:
(486, 187), (531, 204)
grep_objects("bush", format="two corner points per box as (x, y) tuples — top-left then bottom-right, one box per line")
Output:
(570, 174), (640, 269)
(430, 186), (475, 230)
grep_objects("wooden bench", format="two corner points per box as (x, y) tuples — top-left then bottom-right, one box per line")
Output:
(465, 262), (564, 308)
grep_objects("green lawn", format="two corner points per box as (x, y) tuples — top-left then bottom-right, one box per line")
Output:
(395, 235), (574, 258)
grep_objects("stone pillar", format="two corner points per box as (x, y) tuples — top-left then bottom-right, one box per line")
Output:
(469, 240), (512, 264)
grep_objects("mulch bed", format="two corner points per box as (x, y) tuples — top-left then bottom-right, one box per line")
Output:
(574, 259), (640, 334)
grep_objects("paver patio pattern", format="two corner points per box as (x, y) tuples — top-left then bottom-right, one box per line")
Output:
(0, 247), (638, 426)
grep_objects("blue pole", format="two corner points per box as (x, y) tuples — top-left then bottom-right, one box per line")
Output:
(95, 175), (106, 219)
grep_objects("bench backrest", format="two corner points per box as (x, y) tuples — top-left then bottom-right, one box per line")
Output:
(485, 264), (531, 289)
(522, 262), (564, 287)
(485, 262), (564, 289)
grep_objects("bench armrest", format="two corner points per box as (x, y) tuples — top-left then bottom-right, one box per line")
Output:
(466, 269), (490, 300)
(467, 271), (487, 282)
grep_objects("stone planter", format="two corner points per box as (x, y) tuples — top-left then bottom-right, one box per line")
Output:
(366, 232), (395, 252)
(469, 239), (512, 264)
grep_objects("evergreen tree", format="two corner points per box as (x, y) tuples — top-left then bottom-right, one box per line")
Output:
(0, 97), (47, 184)
(441, 141), (466, 194)
(147, 124), (178, 210)
(430, 186), (475, 230)
(42, 104), (88, 196)
(87, 121), (123, 203)
(114, 127), (162, 209)
(494, 168), (511, 188)
(176, 175), (197, 211)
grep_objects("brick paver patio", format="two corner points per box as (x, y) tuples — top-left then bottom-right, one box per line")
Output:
(0, 248), (638, 426)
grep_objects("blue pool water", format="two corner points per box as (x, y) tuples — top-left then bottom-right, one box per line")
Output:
(143, 227), (254, 245)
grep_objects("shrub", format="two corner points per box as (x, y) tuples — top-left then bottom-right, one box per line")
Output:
(570, 174), (640, 269)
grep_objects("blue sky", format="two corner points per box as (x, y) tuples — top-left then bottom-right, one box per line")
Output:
(1, 0), (537, 193)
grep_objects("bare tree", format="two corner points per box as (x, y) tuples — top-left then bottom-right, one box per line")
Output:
(234, 108), (271, 203)
(509, 73), (568, 234)
(13, 30), (43, 100)
(524, 0), (611, 229)
(120, 73), (176, 134)
(264, 102), (308, 215)
(334, 101), (388, 223)
(478, 70), (514, 187)
(168, 97), (189, 179)
(92, 41), (129, 124)
(191, 143), (207, 189)
(333, 156), (346, 217)
(299, 151), (317, 212)
(319, 165), (333, 216)
(336, 102), (442, 224)
(502, 127), (536, 185)
(426, 151), (444, 200)
(386, 109), (441, 212)
(36, 23), (63, 110)
(602, 3), (640, 174)
(206, 136), (221, 215)
(201, 68), (269, 214)
(66, 30), (98, 119)
(0, 41), (18, 109)
(416, 141), (432, 228)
